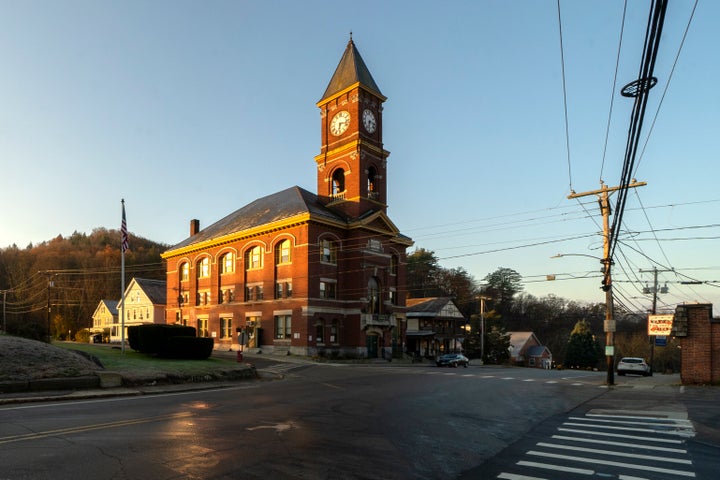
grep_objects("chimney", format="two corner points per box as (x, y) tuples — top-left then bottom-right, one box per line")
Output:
(190, 219), (200, 236)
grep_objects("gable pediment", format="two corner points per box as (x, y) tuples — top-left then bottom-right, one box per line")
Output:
(349, 210), (398, 235)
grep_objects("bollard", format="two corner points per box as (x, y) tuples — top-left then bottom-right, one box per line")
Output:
(237, 350), (243, 362)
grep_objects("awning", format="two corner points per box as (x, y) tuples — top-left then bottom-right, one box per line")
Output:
(405, 331), (436, 337)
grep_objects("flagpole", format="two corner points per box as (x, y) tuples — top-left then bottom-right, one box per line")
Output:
(121, 199), (127, 354)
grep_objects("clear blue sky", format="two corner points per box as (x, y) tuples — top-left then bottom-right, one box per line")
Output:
(2, 1), (717, 313)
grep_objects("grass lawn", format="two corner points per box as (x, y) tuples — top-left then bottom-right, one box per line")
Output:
(56, 342), (243, 380)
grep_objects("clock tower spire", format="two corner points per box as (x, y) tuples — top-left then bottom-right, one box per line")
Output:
(315, 38), (389, 219)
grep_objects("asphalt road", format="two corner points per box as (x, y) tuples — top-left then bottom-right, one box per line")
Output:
(0, 361), (716, 479)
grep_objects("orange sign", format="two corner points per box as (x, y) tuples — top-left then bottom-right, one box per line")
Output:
(648, 314), (674, 336)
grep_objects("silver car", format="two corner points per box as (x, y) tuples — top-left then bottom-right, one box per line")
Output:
(617, 357), (652, 376)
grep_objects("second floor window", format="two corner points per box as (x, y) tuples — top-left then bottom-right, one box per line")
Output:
(246, 246), (264, 270)
(320, 239), (337, 264)
(180, 262), (189, 281)
(197, 257), (210, 278)
(221, 253), (234, 274)
(276, 240), (291, 264)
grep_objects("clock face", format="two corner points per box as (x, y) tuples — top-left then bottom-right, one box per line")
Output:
(330, 110), (351, 136)
(362, 109), (376, 133)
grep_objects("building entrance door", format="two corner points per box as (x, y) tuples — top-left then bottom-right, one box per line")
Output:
(366, 334), (379, 358)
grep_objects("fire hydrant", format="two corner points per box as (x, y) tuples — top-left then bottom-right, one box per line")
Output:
(237, 350), (243, 362)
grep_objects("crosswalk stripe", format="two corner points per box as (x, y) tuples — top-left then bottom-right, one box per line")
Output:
(550, 435), (686, 453)
(570, 415), (693, 428)
(568, 415), (693, 429)
(498, 471), (549, 480)
(563, 421), (689, 437)
(526, 451), (696, 478)
(517, 460), (594, 475)
(558, 426), (683, 444)
(536, 442), (691, 464)
(587, 413), (692, 425)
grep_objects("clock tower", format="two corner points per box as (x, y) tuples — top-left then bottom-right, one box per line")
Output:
(315, 37), (389, 219)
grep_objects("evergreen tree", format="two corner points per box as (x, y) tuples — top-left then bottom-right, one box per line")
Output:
(565, 319), (602, 369)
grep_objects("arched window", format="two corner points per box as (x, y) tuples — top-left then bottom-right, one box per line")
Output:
(331, 169), (345, 196)
(180, 262), (189, 282)
(367, 166), (378, 198)
(245, 246), (263, 270)
(320, 238), (337, 264)
(389, 254), (398, 276)
(275, 240), (291, 265)
(197, 257), (210, 278)
(220, 252), (234, 274)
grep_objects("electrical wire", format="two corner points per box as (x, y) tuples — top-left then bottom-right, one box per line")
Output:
(634, 0), (699, 175)
(600, 0), (628, 181)
(556, 0), (573, 192)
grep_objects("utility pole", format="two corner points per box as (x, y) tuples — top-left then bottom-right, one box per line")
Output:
(568, 180), (646, 385)
(44, 272), (55, 343)
(639, 266), (671, 372)
(1, 289), (6, 333)
(478, 295), (490, 365)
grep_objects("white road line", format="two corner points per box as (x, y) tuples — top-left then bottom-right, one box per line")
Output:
(522, 379), (535, 382)
(535, 442), (691, 465)
(526, 451), (696, 478)
(570, 416), (693, 428)
(558, 427), (683, 444)
(551, 435), (687, 453)
(498, 471), (550, 480)
(587, 413), (692, 425)
(563, 421), (690, 437)
(545, 380), (558, 384)
(571, 383), (583, 386)
(502, 377), (515, 380)
(517, 460), (594, 475)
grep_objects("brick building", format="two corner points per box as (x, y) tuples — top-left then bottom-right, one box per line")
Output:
(673, 303), (720, 384)
(161, 38), (413, 358)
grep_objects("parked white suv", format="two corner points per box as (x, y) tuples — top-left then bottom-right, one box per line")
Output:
(617, 357), (652, 376)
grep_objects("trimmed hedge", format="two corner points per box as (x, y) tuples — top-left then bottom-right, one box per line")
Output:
(128, 324), (197, 354)
(162, 336), (214, 360)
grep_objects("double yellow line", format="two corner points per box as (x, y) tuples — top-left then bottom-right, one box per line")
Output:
(0, 411), (193, 445)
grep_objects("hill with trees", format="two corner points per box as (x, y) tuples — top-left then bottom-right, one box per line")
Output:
(0, 228), (167, 340)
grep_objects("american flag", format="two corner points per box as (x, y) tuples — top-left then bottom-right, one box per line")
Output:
(121, 199), (129, 253)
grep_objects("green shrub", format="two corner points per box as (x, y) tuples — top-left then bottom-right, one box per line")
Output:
(162, 336), (214, 359)
(129, 324), (197, 354)
(75, 329), (91, 343)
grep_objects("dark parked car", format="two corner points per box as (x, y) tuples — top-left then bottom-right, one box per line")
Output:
(436, 353), (469, 368)
(617, 357), (652, 376)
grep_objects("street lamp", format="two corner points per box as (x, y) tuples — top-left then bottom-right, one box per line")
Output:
(551, 252), (616, 386)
